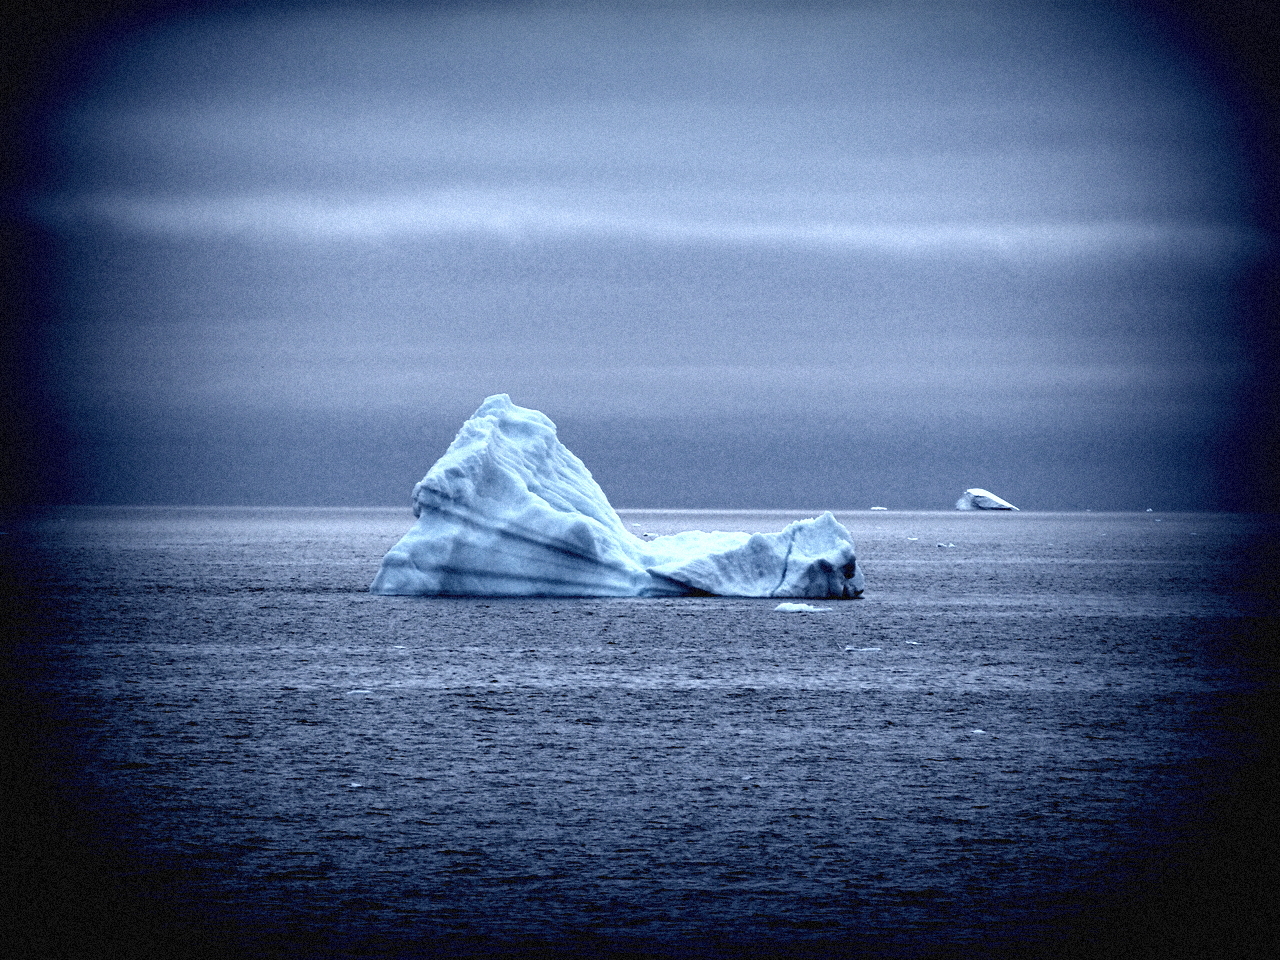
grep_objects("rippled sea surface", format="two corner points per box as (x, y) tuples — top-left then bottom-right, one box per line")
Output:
(5, 509), (1277, 959)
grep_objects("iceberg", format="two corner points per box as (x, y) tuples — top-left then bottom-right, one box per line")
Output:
(955, 488), (1019, 511)
(371, 395), (865, 598)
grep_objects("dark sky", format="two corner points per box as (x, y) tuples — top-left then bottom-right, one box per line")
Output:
(7, 0), (1278, 510)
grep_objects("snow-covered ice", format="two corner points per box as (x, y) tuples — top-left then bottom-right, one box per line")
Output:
(773, 602), (829, 612)
(371, 395), (866, 598)
(956, 488), (1019, 510)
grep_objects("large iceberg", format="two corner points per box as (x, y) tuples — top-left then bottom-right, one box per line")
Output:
(371, 395), (865, 598)
(956, 488), (1019, 510)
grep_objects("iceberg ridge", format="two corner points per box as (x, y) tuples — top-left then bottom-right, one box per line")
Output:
(371, 395), (865, 598)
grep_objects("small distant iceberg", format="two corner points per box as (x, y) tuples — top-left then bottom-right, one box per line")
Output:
(955, 488), (1019, 511)
(371, 395), (866, 598)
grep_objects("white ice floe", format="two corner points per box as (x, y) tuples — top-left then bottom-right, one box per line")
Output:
(774, 602), (829, 612)
(956, 488), (1019, 510)
(371, 395), (866, 598)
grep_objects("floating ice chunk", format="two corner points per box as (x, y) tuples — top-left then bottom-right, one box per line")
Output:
(870, 506), (888, 510)
(371, 395), (865, 598)
(956, 488), (1019, 510)
(649, 512), (862, 598)
(774, 602), (828, 612)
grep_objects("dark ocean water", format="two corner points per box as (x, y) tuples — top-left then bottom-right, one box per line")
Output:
(4, 509), (1277, 960)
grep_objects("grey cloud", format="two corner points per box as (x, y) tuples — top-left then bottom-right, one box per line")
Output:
(22, 0), (1272, 508)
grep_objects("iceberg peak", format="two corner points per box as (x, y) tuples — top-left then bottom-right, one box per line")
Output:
(371, 396), (865, 598)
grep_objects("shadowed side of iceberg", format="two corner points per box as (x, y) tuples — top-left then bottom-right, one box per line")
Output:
(370, 395), (865, 598)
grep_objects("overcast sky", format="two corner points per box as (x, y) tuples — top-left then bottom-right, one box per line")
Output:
(11, 0), (1277, 509)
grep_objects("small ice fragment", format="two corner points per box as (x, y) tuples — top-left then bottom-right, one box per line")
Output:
(846, 646), (881, 651)
(972, 729), (985, 734)
(1146, 508), (1153, 512)
(347, 689), (372, 695)
(870, 506), (887, 510)
(905, 640), (920, 644)
(774, 602), (828, 612)
(349, 782), (362, 788)
(937, 542), (955, 548)
(907, 537), (919, 541)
